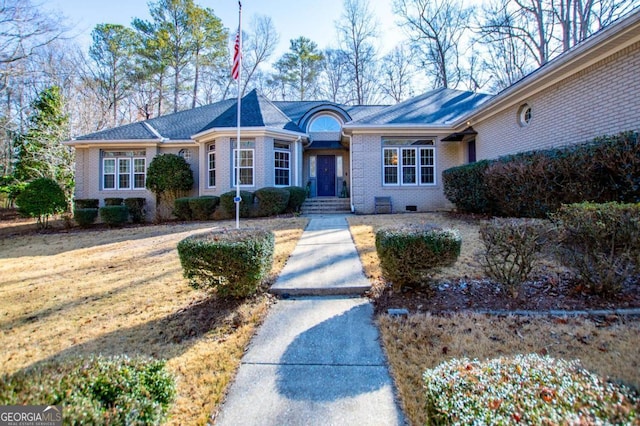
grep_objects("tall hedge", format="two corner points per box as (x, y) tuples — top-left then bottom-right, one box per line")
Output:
(443, 131), (640, 217)
(284, 186), (307, 212)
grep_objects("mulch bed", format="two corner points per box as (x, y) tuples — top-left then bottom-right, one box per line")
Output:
(373, 274), (640, 315)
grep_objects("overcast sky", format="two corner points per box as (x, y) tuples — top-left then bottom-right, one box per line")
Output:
(46, 0), (404, 60)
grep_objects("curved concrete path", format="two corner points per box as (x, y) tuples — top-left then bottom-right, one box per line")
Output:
(214, 215), (406, 426)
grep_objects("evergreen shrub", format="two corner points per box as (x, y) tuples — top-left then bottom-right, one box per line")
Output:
(177, 228), (274, 298)
(220, 190), (253, 218)
(99, 205), (129, 227)
(0, 355), (175, 425)
(124, 198), (146, 223)
(423, 354), (639, 425)
(189, 196), (219, 220)
(74, 199), (99, 209)
(252, 187), (290, 217)
(174, 197), (192, 221)
(375, 224), (461, 289)
(16, 178), (67, 229)
(443, 131), (640, 217)
(284, 186), (307, 212)
(73, 208), (99, 228)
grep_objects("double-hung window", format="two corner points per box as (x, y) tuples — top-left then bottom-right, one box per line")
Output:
(208, 143), (216, 187)
(102, 151), (146, 190)
(382, 138), (435, 186)
(274, 142), (290, 186)
(232, 139), (255, 187)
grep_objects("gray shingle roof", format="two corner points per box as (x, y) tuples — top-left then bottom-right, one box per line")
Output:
(201, 90), (303, 133)
(347, 88), (492, 126)
(73, 88), (492, 142)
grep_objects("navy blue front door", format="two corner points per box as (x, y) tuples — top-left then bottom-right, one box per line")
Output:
(317, 155), (336, 196)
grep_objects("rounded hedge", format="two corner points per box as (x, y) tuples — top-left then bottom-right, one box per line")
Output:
(424, 354), (639, 424)
(0, 355), (176, 425)
(375, 224), (461, 289)
(189, 196), (220, 220)
(174, 197), (193, 221)
(220, 190), (253, 218)
(284, 186), (307, 212)
(253, 187), (290, 217)
(177, 227), (275, 298)
(16, 178), (67, 228)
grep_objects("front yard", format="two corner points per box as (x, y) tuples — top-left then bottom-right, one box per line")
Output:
(349, 213), (640, 425)
(0, 216), (307, 424)
(1, 212), (639, 425)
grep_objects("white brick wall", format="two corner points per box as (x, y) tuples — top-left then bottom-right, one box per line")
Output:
(476, 41), (640, 160)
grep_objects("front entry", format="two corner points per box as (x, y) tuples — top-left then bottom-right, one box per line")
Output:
(317, 155), (336, 196)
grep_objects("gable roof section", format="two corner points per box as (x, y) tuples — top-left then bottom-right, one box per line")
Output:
(344, 88), (492, 129)
(199, 89), (303, 133)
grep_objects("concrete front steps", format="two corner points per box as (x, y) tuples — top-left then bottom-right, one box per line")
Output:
(301, 197), (351, 215)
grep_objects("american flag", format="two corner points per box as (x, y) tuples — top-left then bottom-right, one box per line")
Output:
(232, 0), (242, 82)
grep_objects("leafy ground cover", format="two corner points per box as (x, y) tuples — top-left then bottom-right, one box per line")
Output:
(0, 215), (307, 425)
(348, 212), (640, 425)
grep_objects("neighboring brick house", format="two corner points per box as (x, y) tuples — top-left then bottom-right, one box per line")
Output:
(66, 9), (640, 218)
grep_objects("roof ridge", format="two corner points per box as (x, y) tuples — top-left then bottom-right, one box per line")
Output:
(142, 122), (164, 140)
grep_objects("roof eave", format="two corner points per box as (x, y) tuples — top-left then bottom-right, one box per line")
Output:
(342, 124), (455, 135)
(191, 126), (307, 141)
(64, 139), (161, 147)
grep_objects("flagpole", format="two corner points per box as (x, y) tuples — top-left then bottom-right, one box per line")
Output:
(234, 1), (242, 229)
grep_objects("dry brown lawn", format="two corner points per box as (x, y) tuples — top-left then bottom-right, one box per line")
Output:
(348, 213), (640, 426)
(0, 216), (308, 425)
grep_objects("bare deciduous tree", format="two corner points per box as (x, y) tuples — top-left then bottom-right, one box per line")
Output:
(241, 15), (279, 97)
(394, 0), (472, 89)
(336, 0), (380, 104)
(380, 45), (416, 103)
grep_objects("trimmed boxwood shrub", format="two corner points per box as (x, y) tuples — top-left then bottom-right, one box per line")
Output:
(189, 196), (220, 220)
(423, 354), (639, 425)
(284, 186), (307, 213)
(104, 197), (124, 206)
(125, 197), (146, 223)
(0, 355), (175, 425)
(375, 224), (461, 289)
(99, 205), (129, 227)
(74, 208), (99, 228)
(74, 198), (99, 209)
(174, 197), (193, 221)
(220, 190), (253, 218)
(551, 202), (640, 296)
(479, 218), (550, 296)
(252, 187), (290, 217)
(177, 228), (275, 298)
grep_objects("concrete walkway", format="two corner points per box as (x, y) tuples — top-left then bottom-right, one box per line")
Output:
(214, 215), (406, 426)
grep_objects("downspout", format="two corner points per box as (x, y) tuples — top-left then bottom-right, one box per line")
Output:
(343, 132), (355, 213)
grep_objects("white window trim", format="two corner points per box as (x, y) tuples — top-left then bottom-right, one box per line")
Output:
(102, 155), (146, 191)
(207, 144), (216, 188)
(274, 148), (290, 187)
(382, 145), (436, 187)
(233, 148), (255, 187)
